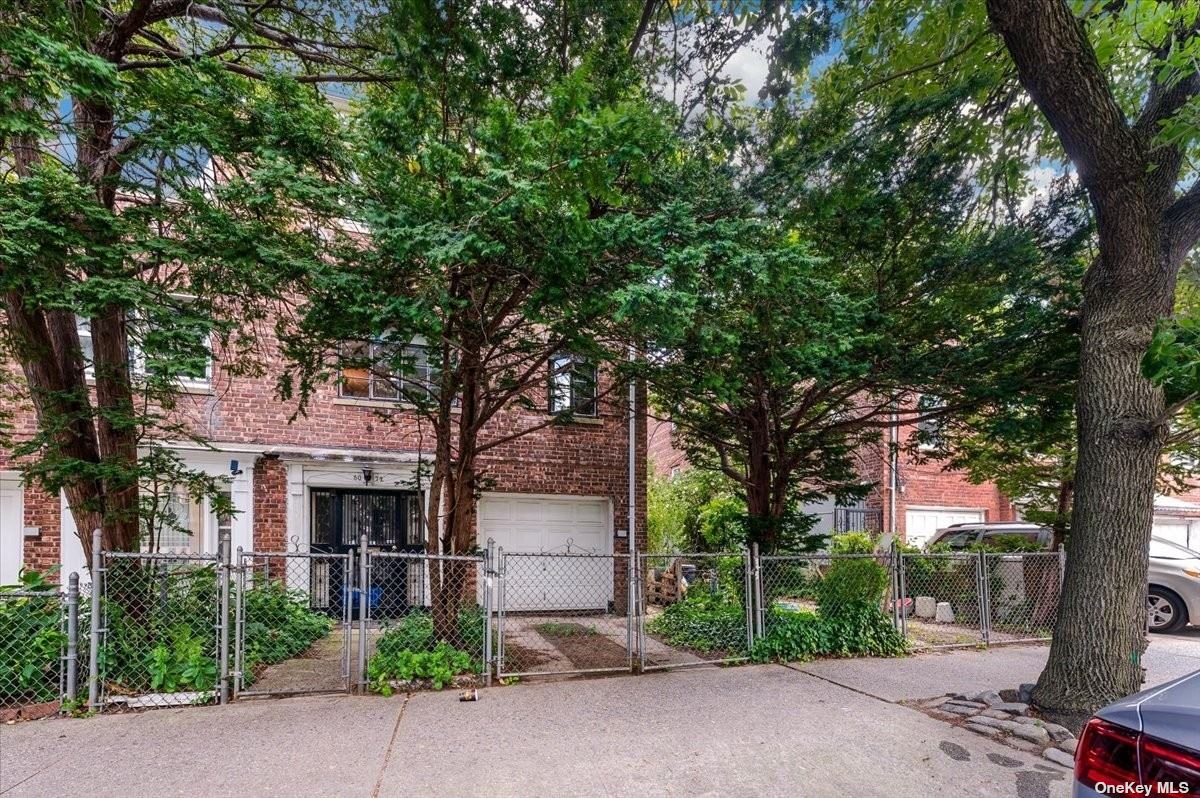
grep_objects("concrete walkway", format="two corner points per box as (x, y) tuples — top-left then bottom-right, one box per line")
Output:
(2, 633), (1193, 798)
(796, 629), (1199, 703)
(3, 665), (1074, 798)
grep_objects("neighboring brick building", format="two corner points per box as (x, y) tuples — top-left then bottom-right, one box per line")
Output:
(647, 416), (1014, 545)
(0, 324), (646, 600)
(648, 414), (1200, 549)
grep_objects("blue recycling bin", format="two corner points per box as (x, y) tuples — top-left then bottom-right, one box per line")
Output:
(345, 585), (382, 612)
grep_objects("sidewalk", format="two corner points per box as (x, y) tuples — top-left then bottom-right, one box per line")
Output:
(796, 629), (1199, 703)
(2, 635), (1193, 798)
(1, 662), (1074, 798)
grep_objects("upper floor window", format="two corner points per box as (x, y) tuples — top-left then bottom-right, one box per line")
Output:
(914, 393), (945, 450)
(339, 340), (437, 402)
(549, 354), (597, 416)
(77, 311), (212, 390)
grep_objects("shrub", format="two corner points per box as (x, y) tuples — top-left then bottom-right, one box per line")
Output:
(0, 570), (67, 704)
(368, 642), (476, 694)
(103, 563), (332, 695)
(646, 587), (747, 654)
(817, 557), (888, 617)
(750, 608), (821, 662)
(366, 607), (485, 693)
(240, 580), (334, 681)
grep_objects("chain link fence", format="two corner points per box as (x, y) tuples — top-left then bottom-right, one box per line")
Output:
(364, 549), (488, 693)
(234, 550), (349, 697)
(898, 552), (986, 649)
(99, 551), (224, 709)
(0, 532), (1073, 717)
(497, 551), (634, 678)
(983, 552), (1063, 643)
(639, 552), (751, 669)
(0, 588), (67, 716)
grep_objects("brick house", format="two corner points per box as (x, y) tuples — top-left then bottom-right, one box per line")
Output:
(648, 417), (1014, 545)
(0, 324), (647, 601)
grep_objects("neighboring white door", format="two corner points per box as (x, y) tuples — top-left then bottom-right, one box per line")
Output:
(479, 494), (611, 611)
(1, 475), (24, 585)
(1153, 518), (1191, 550)
(905, 507), (985, 547)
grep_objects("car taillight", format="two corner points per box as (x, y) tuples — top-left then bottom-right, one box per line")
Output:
(1076, 718), (1141, 791)
(1140, 735), (1200, 794)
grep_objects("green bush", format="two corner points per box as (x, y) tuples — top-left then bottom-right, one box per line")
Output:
(240, 580), (334, 682)
(0, 570), (67, 704)
(368, 642), (475, 694)
(103, 563), (331, 695)
(646, 587), (747, 654)
(750, 608), (821, 662)
(817, 557), (888, 617)
(753, 604), (906, 662)
(365, 608), (485, 694)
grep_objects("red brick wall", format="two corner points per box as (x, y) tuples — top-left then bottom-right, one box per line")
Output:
(254, 457), (288, 552)
(858, 423), (1016, 541)
(647, 420), (687, 478)
(2, 315), (647, 563)
(22, 486), (61, 576)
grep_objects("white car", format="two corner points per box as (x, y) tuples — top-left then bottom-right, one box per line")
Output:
(1147, 537), (1200, 634)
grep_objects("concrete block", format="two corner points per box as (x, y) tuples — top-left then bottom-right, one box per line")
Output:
(934, 602), (955, 623)
(915, 596), (937, 619)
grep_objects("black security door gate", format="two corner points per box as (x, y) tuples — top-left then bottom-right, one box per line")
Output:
(311, 489), (425, 618)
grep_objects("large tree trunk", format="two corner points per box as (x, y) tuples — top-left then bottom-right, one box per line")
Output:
(986, 0), (1187, 724)
(1033, 244), (1172, 722)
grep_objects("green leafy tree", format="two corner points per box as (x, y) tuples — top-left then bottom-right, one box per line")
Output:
(278, 2), (687, 641)
(0, 0), (378, 556)
(643, 86), (1082, 554)
(806, 0), (1200, 719)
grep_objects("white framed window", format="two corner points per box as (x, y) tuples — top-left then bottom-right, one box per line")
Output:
(338, 340), (437, 402)
(548, 353), (597, 416)
(76, 307), (213, 390)
(914, 394), (945, 450)
(144, 488), (204, 554)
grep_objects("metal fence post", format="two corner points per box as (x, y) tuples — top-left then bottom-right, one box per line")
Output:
(357, 533), (368, 693)
(87, 529), (102, 711)
(496, 547), (505, 678)
(218, 528), (231, 705)
(897, 546), (908, 641)
(742, 546), (754, 650)
(751, 543), (765, 639)
(889, 540), (901, 631)
(233, 546), (244, 698)
(1058, 543), (1066, 582)
(977, 550), (990, 647)
(64, 572), (79, 706)
(484, 539), (495, 687)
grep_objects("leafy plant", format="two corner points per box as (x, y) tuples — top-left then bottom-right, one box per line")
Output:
(0, 569), (67, 704)
(368, 641), (477, 694)
(646, 587), (747, 654)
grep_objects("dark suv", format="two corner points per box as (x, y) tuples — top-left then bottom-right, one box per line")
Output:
(925, 522), (1053, 551)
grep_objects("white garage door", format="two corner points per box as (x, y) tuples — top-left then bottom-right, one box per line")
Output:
(905, 508), (985, 547)
(1, 474), (24, 586)
(479, 494), (612, 611)
(1153, 518), (1192, 550)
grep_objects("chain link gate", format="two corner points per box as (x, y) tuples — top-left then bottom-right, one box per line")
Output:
(362, 549), (489, 693)
(638, 551), (752, 670)
(233, 548), (354, 697)
(496, 550), (636, 678)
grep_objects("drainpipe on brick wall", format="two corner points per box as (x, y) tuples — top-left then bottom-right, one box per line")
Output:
(628, 345), (637, 560)
(889, 408), (899, 537)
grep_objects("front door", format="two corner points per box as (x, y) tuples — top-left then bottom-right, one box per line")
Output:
(311, 489), (425, 618)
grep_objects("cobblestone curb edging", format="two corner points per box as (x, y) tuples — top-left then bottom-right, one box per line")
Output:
(906, 683), (1077, 769)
